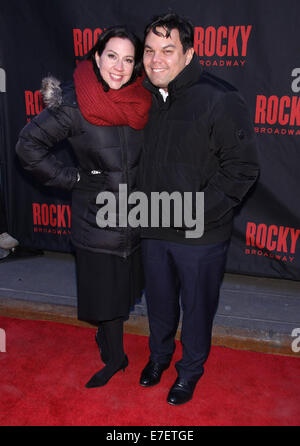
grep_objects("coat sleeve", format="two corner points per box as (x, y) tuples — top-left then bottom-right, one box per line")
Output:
(15, 105), (79, 191)
(202, 91), (260, 225)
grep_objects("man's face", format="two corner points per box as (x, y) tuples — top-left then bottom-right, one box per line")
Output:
(143, 27), (194, 91)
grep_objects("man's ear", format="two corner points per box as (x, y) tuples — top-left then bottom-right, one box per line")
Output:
(185, 47), (194, 66)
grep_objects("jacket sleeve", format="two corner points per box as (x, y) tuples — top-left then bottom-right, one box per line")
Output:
(202, 91), (260, 225)
(15, 105), (79, 191)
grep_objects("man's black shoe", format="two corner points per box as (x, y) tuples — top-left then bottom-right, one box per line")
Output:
(167, 377), (198, 405)
(139, 360), (170, 387)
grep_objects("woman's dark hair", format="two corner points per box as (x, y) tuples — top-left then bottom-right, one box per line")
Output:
(86, 25), (143, 91)
(144, 12), (194, 53)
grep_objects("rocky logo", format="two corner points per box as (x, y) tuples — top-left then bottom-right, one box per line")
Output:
(194, 25), (252, 68)
(73, 28), (105, 62)
(32, 203), (71, 235)
(245, 222), (300, 263)
(254, 68), (300, 136)
(24, 90), (44, 122)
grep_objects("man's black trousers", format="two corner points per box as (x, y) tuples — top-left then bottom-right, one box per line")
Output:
(142, 238), (229, 382)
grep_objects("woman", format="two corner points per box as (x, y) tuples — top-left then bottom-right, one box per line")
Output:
(16, 26), (151, 388)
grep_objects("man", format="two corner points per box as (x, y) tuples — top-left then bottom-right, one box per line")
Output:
(138, 13), (259, 405)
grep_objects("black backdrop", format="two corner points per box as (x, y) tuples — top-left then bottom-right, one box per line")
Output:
(0, 0), (299, 280)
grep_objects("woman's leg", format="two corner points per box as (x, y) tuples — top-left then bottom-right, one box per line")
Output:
(95, 323), (109, 364)
(86, 317), (128, 388)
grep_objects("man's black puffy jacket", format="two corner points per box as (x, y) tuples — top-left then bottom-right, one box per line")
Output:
(139, 54), (260, 244)
(16, 79), (143, 257)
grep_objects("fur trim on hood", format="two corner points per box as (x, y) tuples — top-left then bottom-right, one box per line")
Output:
(40, 76), (62, 108)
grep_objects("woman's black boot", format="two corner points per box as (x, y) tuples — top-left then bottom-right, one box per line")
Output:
(85, 355), (128, 388)
(86, 317), (128, 388)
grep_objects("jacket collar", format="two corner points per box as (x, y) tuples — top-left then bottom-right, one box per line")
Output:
(143, 53), (202, 102)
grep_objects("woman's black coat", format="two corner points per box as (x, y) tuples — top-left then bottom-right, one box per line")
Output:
(16, 79), (143, 258)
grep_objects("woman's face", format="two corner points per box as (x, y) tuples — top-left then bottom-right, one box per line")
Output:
(95, 37), (135, 90)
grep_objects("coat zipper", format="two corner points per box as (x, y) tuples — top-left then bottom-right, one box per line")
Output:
(119, 127), (130, 259)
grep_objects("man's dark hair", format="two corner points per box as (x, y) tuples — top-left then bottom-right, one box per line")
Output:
(86, 25), (143, 91)
(144, 12), (194, 53)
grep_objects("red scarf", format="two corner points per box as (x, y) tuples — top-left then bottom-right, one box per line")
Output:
(73, 60), (151, 130)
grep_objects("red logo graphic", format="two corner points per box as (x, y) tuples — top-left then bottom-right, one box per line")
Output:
(194, 25), (252, 67)
(73, 28), (105, 62)
(32, 203), (71, 235)
(254, 95), (300, 136)
(245, 222), (300, 263)
(25, 90), (44, 122)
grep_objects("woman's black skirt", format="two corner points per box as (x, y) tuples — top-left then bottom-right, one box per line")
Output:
(75, 247), (144, 322)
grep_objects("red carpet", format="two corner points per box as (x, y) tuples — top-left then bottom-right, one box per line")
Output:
(0, 316), (299, 426)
